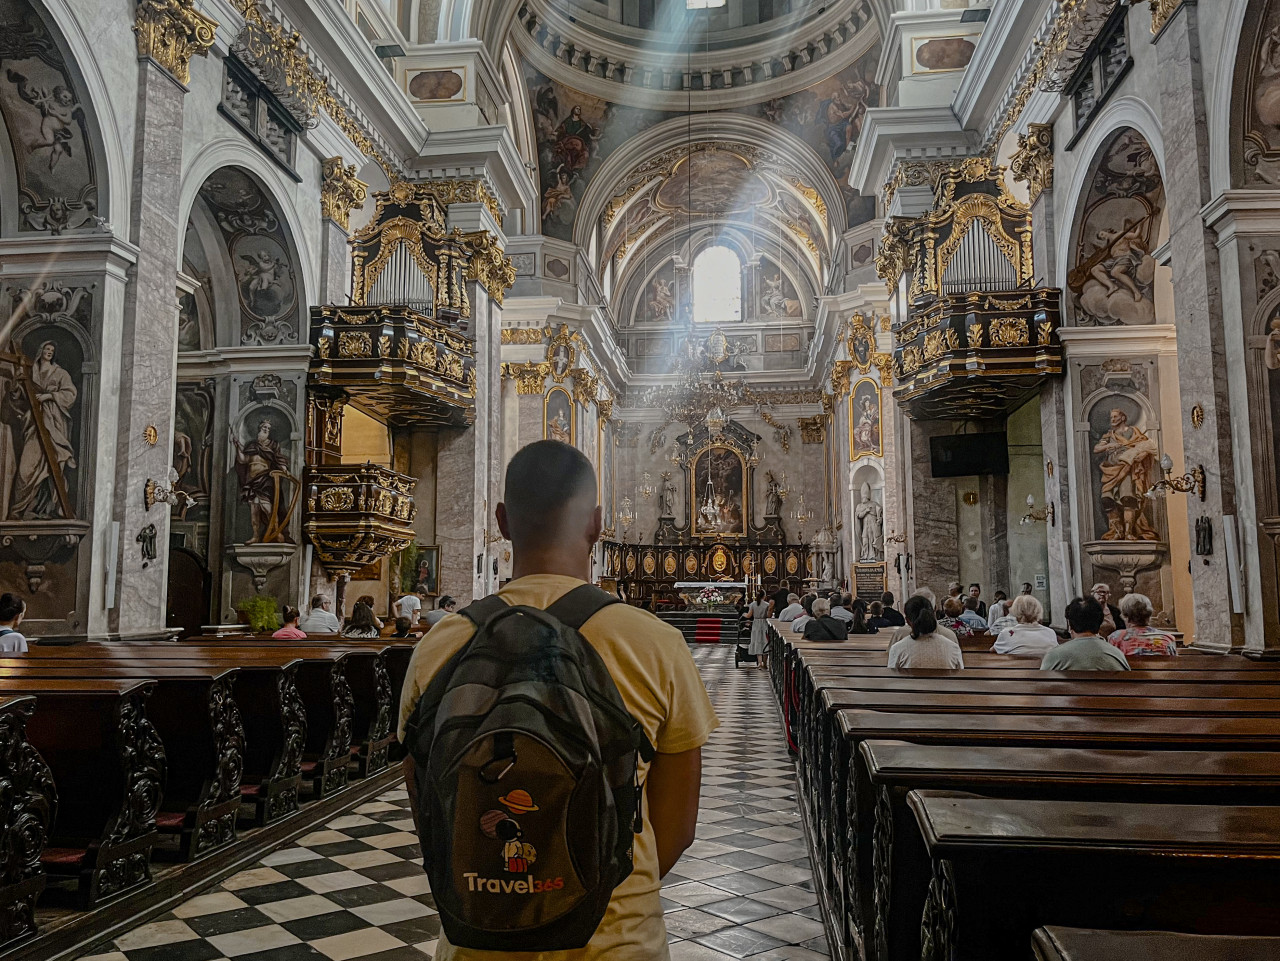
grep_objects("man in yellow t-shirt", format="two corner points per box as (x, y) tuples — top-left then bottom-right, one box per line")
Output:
(398, 440), (719, 961)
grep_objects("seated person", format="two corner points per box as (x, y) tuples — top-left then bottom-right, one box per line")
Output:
(1107, 593), (1177, 656)
(848, 598), (877, 635)
(802, 598), (848, 641)
(1041, 597), (1130, 671)
(887, 596), (965, 670)
(776, 593), (805, 621)
(986, 590), (1010, 622)
(957, 597), (988, 632)
(0, 593), (30, 653)
(273, 607), (307, 639)
(790, 594), (818, 633)
(938, 597), (975, 638)
(867, 601), (892, 631)
(890, 588), (958, 643)
(878, 591), (906, 627)
(829, 594), (854, 623)
(391, 616), (420, 639)
(991, 595), (1058, 657)
(342, 601), (382, 638)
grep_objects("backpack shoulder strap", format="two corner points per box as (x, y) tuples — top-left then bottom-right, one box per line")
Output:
(545, 584), (620, 632)
(458, 594), (509, 630)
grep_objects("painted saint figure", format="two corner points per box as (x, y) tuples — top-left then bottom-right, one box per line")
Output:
(233, 419), (294, 544)
(1093, 407), (1160, 541)
(548, 410), (571, 445)
(8, 341), (77, 520)
(853, 394), (880, 456)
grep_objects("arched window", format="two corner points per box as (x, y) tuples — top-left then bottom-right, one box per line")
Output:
(690, 245), (742, 324)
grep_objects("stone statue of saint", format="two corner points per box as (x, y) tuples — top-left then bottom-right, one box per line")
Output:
(661, 478), (677, 518)
(765, 471), (783, 517)
(856, 483), (884, 563)
(821, 554), (834, 584)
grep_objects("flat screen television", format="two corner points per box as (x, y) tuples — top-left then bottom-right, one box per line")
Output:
(930, 432), (1009, 477)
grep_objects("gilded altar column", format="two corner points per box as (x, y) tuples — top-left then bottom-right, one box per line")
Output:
(1151, 0), (1244, 650)
(108, 0), (216, 636)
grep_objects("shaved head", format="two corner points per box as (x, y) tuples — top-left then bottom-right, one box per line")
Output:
(500, 440), (599, 549)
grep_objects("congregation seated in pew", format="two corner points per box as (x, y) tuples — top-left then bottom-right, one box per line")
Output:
(893, 588), (958, 643)
(1107, 592), (1178, 657)
(1041, 596), (1130, 672)
(991, 594), (1059, 657)
(272, 606), (307, 639)
(802, 598), (849, 641)
(887, 595), (965, 669)
(0, 593), (30, 654)
(939, 596), (974, 637)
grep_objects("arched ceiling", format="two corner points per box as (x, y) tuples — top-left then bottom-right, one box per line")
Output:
(594, 135), (833, 288)
(523, 39), (882, 269)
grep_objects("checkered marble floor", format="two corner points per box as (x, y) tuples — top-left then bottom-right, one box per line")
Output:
(78, 644), (825, 961)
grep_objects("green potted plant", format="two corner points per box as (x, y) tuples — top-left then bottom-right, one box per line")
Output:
(398, 542), (420, 593)
(236, 594), (281, 634)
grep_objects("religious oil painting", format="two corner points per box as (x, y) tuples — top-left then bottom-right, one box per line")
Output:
(544, 387), (574, 445)
(1069, 128), (1166, 327)
(850, 379), (882, 461)
(691, 446), (746, 537)
(413, 544), (440, 596)
(230, 407), (298, 546)
(0, 326), (83, 521)
(1088, 396), (1161, 543)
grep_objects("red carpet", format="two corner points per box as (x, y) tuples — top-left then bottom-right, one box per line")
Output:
(694, 618), (724, 643)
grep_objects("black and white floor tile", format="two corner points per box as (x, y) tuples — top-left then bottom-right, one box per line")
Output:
(79, 645), (825, 961)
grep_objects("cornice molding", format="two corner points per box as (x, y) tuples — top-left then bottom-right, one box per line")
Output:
(511, 0), (879, 112)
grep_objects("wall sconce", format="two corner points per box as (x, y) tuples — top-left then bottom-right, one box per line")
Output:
(1020, 494), (1055, 527)
(886, 530), (907, 544)
(1145, 454), (1206, 501)
(145, 468), (195, 512)
(637, 472), (655, 500)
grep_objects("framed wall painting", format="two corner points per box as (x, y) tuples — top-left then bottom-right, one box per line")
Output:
(690, 446), (747, 537)
(850, 378), (882, 461)
(544, 387), (574, 445)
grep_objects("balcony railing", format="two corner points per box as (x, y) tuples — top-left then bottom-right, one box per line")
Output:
(304, 464), (417, 577)
(309, 305), (475, 428)
(892, 287), (1063, 420)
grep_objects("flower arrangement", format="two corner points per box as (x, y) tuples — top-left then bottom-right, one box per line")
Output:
(696, 586), (726, 606)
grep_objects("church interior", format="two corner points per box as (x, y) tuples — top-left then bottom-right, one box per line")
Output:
(3, 0), (1280, 958)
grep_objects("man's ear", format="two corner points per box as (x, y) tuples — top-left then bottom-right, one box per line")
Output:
(587, 504), (603, 546)
(496, 502), (512, 540)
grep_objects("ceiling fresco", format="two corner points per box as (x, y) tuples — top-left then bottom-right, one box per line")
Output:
(524, 42), (881, 247)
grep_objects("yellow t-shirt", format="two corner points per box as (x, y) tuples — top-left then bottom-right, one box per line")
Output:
(397, 574), (720, 961)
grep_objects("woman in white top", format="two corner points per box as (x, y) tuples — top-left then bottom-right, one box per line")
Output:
(991, 594), (1059, 657)
(887, 596), (964, 670)
(0, 593), (30, 654)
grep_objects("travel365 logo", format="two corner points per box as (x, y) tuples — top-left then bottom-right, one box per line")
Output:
(466, 788), (563, 893)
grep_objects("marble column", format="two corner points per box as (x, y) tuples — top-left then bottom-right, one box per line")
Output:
(1153, 1), (1243, 650)
(904, 418), (959, 596)
(110, 59), (189, 637)
(436, 286), (503, 604)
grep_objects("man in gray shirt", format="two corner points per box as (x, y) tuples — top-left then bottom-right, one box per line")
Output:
(298, 595), (341, 634)
(423, 595), (456, 627)
(1041, 597), (1130, 671)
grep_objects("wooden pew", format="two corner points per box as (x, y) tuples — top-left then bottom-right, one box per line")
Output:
(27, 647), (306, 826)
(0, 695), (55, 948)
(0, 679), (164, 907)
(863, 742), (1280, 961)
(822, 709), (1280, 961)
(909, 791), (1280, 961)
(8, 662), (243, 861)
(186, 641), (397, 781)
(1032, 926), (1280, 961)
(127, 645), (360, 799)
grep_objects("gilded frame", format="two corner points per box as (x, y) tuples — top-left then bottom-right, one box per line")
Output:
(546, 325), (577, 383)
(848, 316), (876, 373)
(544, 387), (575, 445)
(690, 445), (748, 538)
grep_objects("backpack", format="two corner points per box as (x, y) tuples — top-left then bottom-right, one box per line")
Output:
(402, 584), (655, 952)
